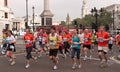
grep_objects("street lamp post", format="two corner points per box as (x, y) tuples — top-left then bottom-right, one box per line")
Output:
(25, 0), (28, 29)
(32, 6), (35, 31)
(91, 7), (98, 32)
(113, 10), (115, 30)
(91, 7), (103, 32)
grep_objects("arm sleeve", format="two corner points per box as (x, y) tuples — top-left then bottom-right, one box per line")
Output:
(12, 36), (16, 42)
(31, 35), (34, 41)
(106, 33), (110, 38)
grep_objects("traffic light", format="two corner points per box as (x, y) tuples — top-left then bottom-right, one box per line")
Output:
(79, 24), (83, 29)
(105, 24), (109, 31)
(74, 20), (78, 28)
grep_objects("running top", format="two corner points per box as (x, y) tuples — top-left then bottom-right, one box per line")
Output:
(78, 33), (84, 43)
(2, 34), (6, 40)
(72, 35), (80, 49)
(62, 35), (69, 42)
(108, 37), (114, 44)
(6, 35), (16, 43)
(84, 33), (92, 45)
(43, 33), (48, 44)
(96, 32), (109, 46)
(49, 33), (59, 50)
(68, 33), (72, 43)
(24, 34), (34, 48)
(92, 34), (96, 43)
(37, 33), (45, 44)
(116, 35), (120, 42)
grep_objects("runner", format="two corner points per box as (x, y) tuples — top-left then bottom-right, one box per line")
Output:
(1, 30), (7, 55)
(1, 40), (6, 55)
(48, 27), (59, 70)
(6, 30), (16, 65)
(71, 29), (82, 69)
(83, 29), (92, 60)
(67, 31), (72, 53)
(78, 30), (84, 56)
(43, 30), (48, 54)
(37, 29), (45, 58)
(24, 29), (34, 68)
(115, 32), (120, 52)
(96, 26), (110, 67)
(91, 31), (96, 50)
(33, 30), (38, 52)
(58, 31), (66, 58)
(108, 35), (114, 53)
(62, 31), (70, 55)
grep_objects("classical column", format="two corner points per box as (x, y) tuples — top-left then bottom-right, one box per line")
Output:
(40, 0), (54, 26)
(44, 0), (49, 10)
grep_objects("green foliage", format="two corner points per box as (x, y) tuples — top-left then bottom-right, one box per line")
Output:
(98, 10), (112, 26)
(72, 9), (112, 28)
(61, 21), (66, 26)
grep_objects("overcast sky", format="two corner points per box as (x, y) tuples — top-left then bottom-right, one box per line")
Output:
(9, 0), (120, 21)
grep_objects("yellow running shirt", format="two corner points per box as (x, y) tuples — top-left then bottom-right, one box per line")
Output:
(49, 33), (59, 50)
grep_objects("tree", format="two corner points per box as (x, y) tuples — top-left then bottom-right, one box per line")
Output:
(98, 10), (112, 26)
(61, 21), (66, 26)
(72, 9), (112, 29)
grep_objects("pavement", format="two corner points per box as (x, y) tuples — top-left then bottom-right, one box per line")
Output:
(0, 36), (120, 72)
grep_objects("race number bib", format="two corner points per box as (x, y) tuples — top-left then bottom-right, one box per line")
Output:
(39, 36), (42, 41)
(98, 37), (103, 42)
(72, 44), (78, 48)
(108, 40), (112, 44)
(10, 45), (14, 50)
(63, 38), (68, 42)
(49, 40), (55, 49)
(42, 37), (45, 44)
(84, 38), (88, 42)
(25, 40), (30, 44)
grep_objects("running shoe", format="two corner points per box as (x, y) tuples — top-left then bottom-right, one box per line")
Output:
(25, 64), (30, 69)
(78, 64), (82, 69)
(33, 57), (38, 62)
(89, 55), (92, 60)
(72, 63), (77, 69)
(53, 65), (58, 70)
(83, 56), (87, 61)
(11, 61), (16, 65)
(9, 59), (12, 62)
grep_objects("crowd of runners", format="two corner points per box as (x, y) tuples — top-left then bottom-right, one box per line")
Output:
(0, 26), (120, 70)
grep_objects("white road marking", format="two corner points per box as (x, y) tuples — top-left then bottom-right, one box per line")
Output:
(110, 56), (120, 64)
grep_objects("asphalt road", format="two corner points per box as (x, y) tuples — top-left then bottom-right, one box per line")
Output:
(0, 51), (120, 72)
(0, 36), (120, 72)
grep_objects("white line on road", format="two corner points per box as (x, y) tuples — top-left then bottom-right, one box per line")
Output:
(110, 56), (120, 64)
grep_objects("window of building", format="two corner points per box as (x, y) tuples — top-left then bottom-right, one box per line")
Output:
(118, 15), (120, 20)
(5, 24), (9, 31)
(4, 0), (8, 7)
(5, 12), (8, 18)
